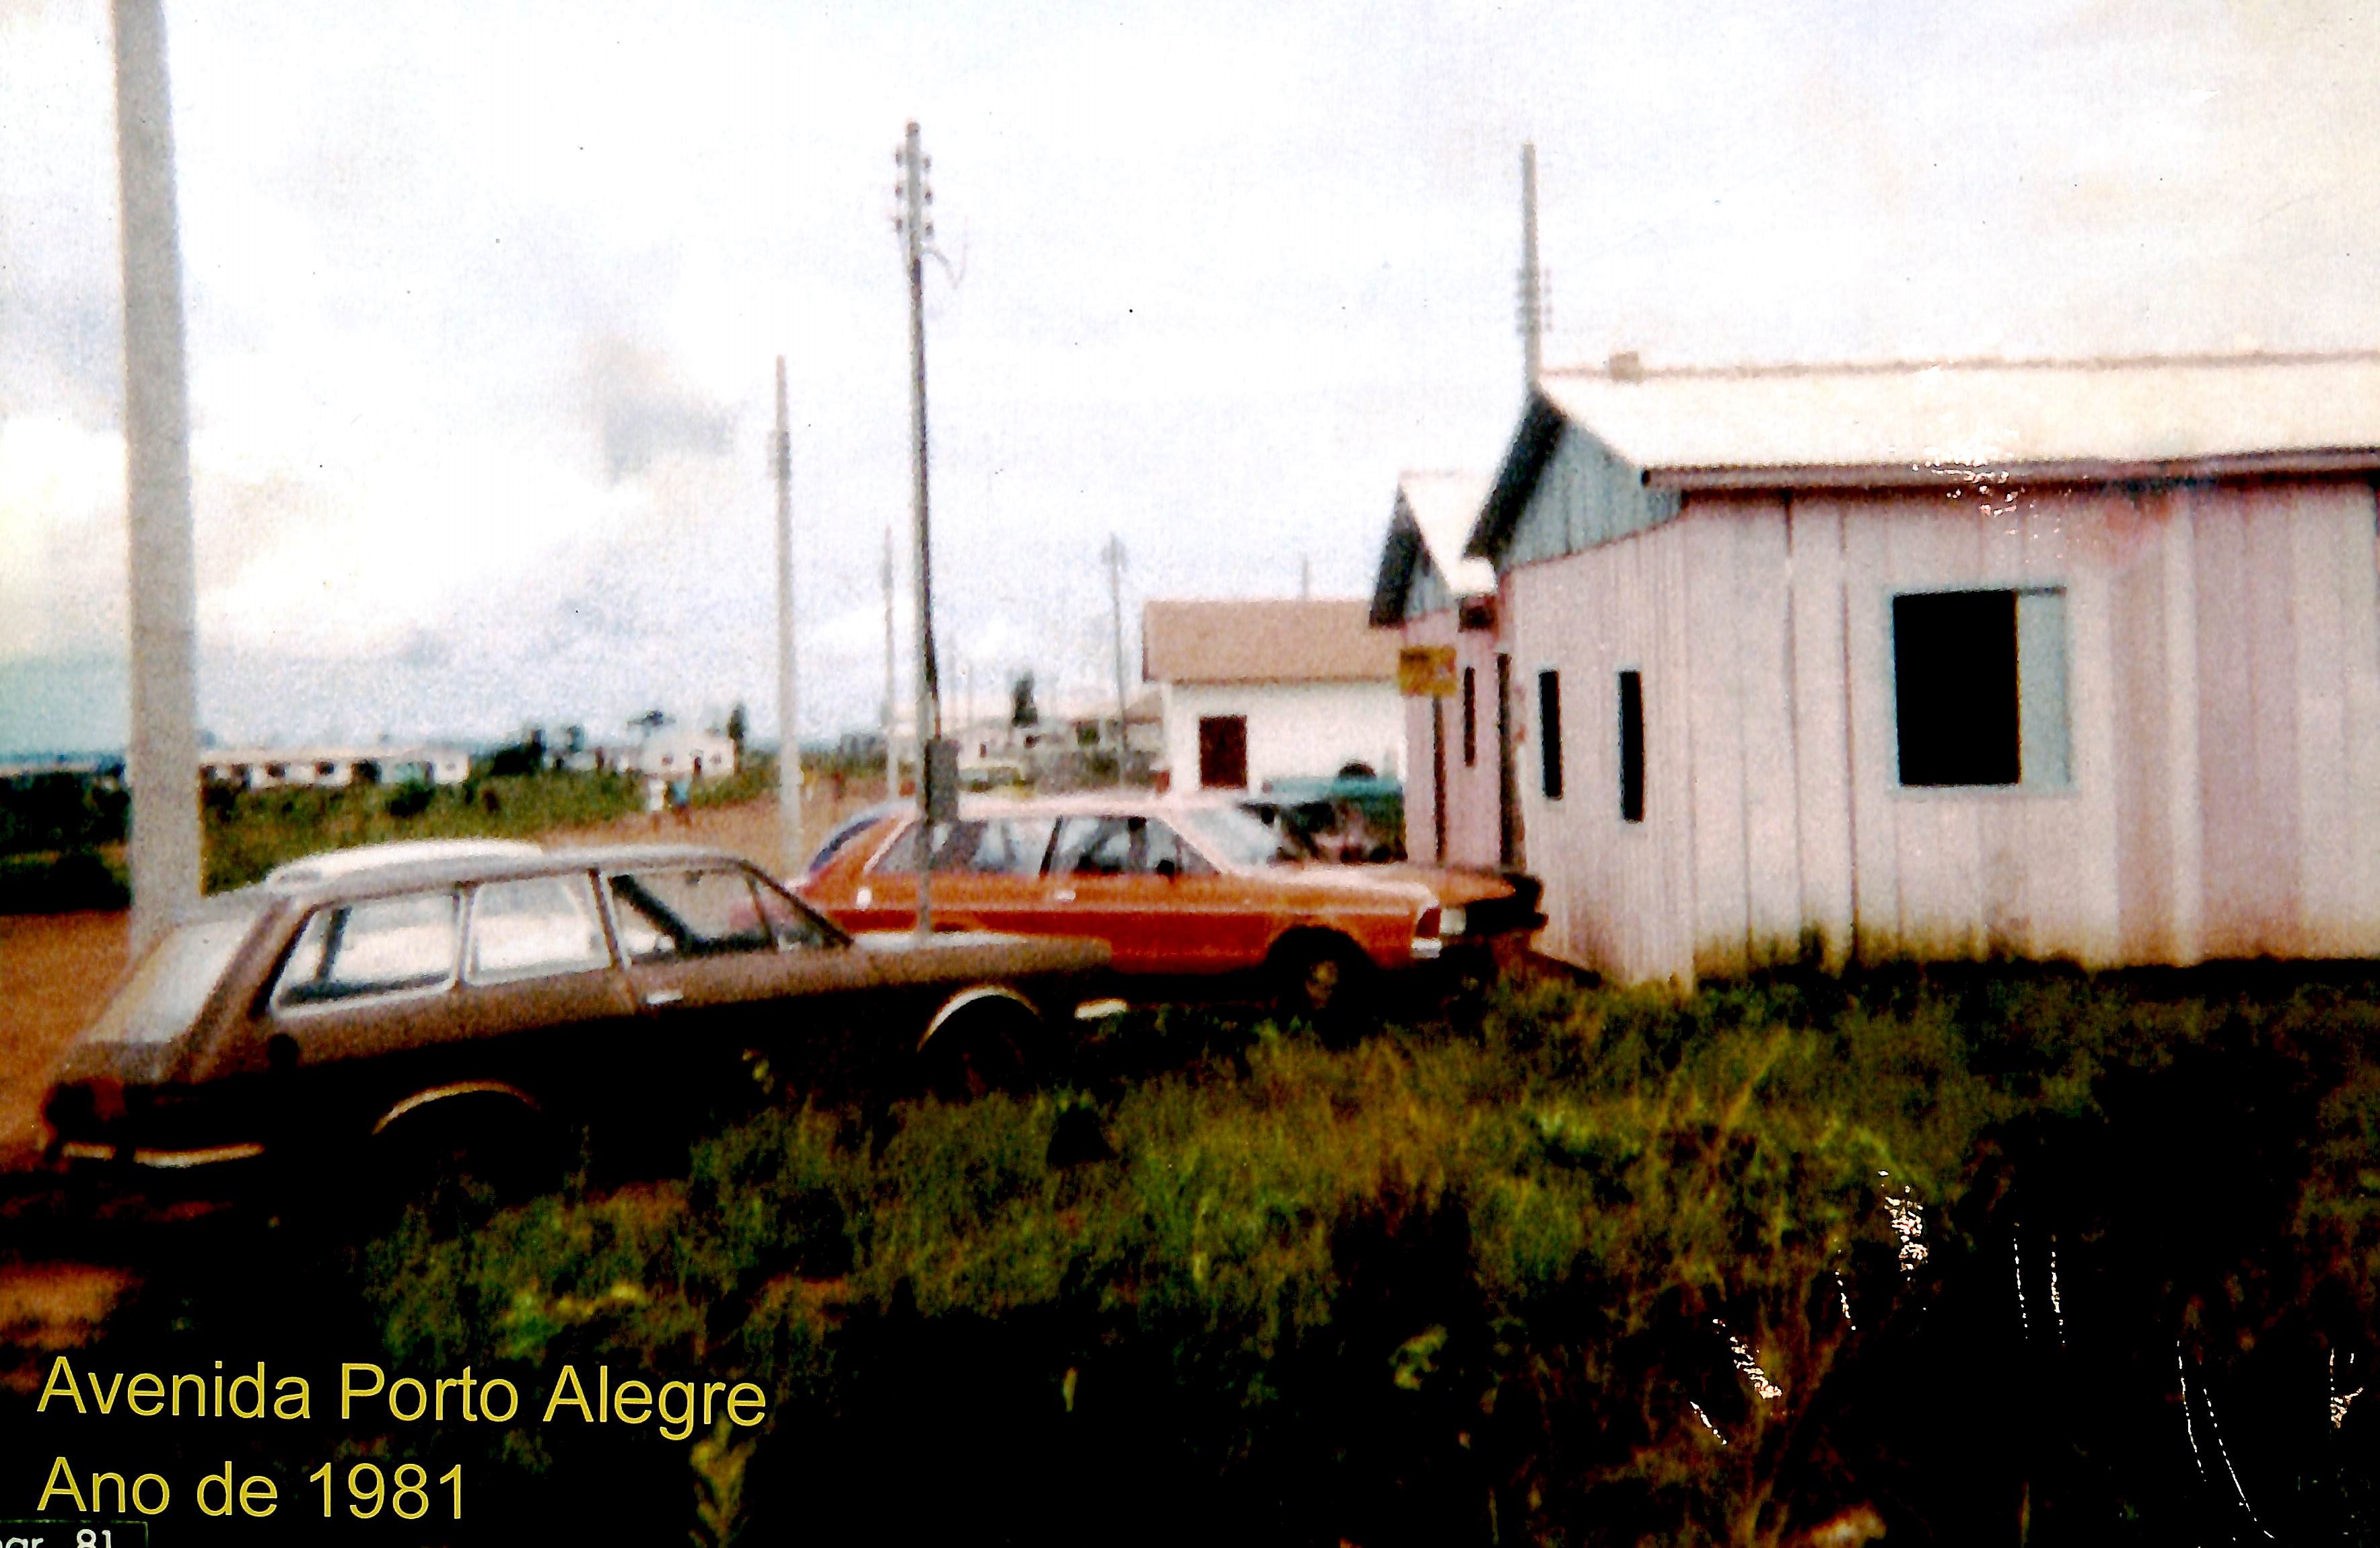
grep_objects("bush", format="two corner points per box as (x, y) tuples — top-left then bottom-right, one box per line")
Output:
(70, 966), (2380, 1545)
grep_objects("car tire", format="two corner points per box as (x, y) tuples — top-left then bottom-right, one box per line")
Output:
(370, 1098), (564, 1234)
(1271, 934), (1370, 1043)
(923, 1000), (1042, 1100)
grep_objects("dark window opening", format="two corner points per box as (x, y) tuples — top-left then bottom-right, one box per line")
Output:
(1894, 591), (2019, 787)
(1430, 699), (1448, 862)
(1461, 666), (1478, 767)
(1618, 670), (1644, 823)
(1538, 670), (1564, 800)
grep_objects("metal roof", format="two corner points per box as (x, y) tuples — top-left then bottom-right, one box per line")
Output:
(1368, 471), (1496, 626)
(1399, 472), (1497, 594)
(1531, 350), (2380, 490)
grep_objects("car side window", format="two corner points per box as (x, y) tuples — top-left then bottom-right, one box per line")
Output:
(967, 817), (1057, 875)
(466, 874), (610, 984)
(273, 890), (460, 1009)
(750, 874), (839, 950)
(1144, 819), (1216, 877)
(872, 818), (1057, 876)
(1051, 815), (1145, 876)
(607, 869), (773, 962)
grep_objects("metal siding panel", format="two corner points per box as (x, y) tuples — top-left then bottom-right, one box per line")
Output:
(2292, 485), (2354, 953)
(1684, 511), (1751, 975)
(1737, 503), (1806, 958)
(1842, 499), (1902, 959)
(1788, 499), (1857, 966)
(2340, 487), (2380, 950)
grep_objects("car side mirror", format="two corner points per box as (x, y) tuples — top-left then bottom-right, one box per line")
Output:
(1154, 858), (1179, 882)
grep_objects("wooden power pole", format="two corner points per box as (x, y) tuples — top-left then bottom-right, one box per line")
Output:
(1520, 142), (1544, 388)
(113, 0), (201, 955)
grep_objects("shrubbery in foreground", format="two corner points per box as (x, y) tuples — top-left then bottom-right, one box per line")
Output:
(327, 964), (2380, 1543)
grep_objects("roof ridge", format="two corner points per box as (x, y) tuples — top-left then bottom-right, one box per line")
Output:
(1541, 347), (2380, 382)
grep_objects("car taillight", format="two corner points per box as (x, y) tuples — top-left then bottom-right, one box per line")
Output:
(1417, 906), (1442, 940)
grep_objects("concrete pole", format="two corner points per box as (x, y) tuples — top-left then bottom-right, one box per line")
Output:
(902, 120), (939, 936)
(1520, 143), (1543, 388)
(112, 0), (201, 955)
(773, 356), (802, 874)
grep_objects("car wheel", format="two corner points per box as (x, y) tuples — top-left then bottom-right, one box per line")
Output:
(923, 1000), (1042, 1100)
(371, 1099), (563, 1234)
(1272, 935), (1370, 1043)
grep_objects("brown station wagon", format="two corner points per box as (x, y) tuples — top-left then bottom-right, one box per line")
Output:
(39, 841), (1109, 1197)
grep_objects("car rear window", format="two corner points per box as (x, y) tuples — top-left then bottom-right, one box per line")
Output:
(804, 810), (893, 875)
(466, 874), (610, 984)
(273, 891), (460, 1008)
(81, 912), (259, 1046)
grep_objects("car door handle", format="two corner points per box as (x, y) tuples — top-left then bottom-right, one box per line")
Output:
(1052, 888), (1076, 903)
(645, 989), (685, 1006)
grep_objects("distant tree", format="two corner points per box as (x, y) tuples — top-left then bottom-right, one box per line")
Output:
(726, 702), (748, 754)
(1010, 672), (1039, 729)
(629, 709), (669, 737)
(488, 726), (547, 778)
(562, 724), (587, 757)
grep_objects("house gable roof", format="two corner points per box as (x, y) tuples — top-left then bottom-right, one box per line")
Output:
(1142, 598), (1399, 686)
(1367, 471), (1496, 626)
(1468, 350), (2380, 561)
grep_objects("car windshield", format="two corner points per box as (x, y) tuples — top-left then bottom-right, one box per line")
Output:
(81, 909), (260, 1045)
(1179, 804), (1308, 868)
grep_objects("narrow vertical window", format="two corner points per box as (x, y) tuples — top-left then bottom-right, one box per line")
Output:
(1618, 670), (1644, 823)
(1538, 670), (1563, 800)
(1430, 699), (1448, 862)
(1461, 666), (1478, 767)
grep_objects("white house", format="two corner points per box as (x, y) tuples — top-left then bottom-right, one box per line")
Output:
(1370, 471), (1504, 866)
(611, 732), (737, 781)
(199, 745), (469, 789)
(1467, 350), (2380, 984)
(1142, 598), (1404, 791)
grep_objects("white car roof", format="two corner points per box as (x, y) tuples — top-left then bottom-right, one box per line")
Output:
(262, 839), (544, 889)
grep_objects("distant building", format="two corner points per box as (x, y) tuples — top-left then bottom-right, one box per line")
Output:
(1468, 349), (2380, 984)
(1370, 471), (1502, 866)
(608, 732), (737, 781)
(199, 745), (469, 789)
(1142, 598), (1403, 790)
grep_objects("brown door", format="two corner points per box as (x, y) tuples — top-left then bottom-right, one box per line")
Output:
(1198, 715), (1248, 789)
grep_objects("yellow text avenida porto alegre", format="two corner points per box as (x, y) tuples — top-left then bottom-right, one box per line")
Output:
(34, 1354), (768, 1441)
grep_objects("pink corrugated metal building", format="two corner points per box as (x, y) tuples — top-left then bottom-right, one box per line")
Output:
(1369, 472), (1506, 868)
(1455, 351), (2380, 984)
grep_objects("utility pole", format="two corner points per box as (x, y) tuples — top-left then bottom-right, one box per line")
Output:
(113, 0), (200, 956)
(1299, 555), (1312, 600)
(881, 525), (897, 791)
(1519, 142), (1544, 388)
(1102, 535), (1128, 786)
(897, 120), (943, 936)
(772, 356), (801, 874)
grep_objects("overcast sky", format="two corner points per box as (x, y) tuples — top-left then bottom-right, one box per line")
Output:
(3, 0), (2376, 753)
